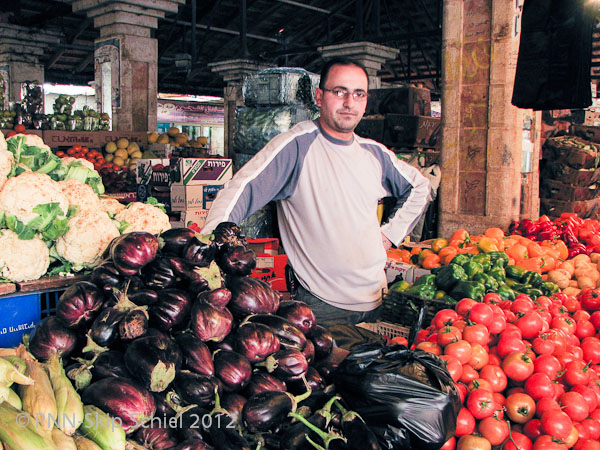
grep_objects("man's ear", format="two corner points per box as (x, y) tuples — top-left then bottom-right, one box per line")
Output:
(315, 88), (323, 108)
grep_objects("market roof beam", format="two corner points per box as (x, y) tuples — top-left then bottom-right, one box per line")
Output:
(46, 18), (91, 70)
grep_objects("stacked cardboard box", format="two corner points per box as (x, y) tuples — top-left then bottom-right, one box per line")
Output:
(247, 238), (288, 291)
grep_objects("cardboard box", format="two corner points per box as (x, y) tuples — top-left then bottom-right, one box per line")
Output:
(147, 143), (174, 158)
(136, 159), (171, 186)
(250, 254), (288, 291)
(169, 158), (233, 186)
(175, 209), (210, 229)
(366, 87), (432, 116)
(43, 130), (147, 149)
(384, 115), (441, 148)
(170, 184), (223, 211)
(136, 185), (171, 213)
(355, 117), (385, 141)
(102, 192), (137, 203)
(247, 238), (280, 256)
(385, 260), (414, 284)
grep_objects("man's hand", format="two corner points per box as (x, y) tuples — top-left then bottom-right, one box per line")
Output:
(381, 233), (393, 251)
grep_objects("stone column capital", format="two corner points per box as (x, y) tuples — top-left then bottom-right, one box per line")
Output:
(208, 59), (274, 84)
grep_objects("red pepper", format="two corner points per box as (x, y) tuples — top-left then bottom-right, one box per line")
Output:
(568, 242), (587, 258)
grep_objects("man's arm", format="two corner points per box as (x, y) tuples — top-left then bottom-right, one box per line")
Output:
(382, 232), (393, 250)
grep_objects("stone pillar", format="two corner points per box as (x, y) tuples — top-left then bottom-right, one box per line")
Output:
(0, 24), (62, 104)
(72, 0), (185, 132)
(208, 59), (273, 157)
(318, 42), (399, 89)
(439, 0), (541, 237)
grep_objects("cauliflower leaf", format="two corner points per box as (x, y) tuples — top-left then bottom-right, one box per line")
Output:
(0, 202), (76, 241)
(6, 135), (61, 174)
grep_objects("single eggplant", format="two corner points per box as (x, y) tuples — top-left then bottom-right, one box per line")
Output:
(124, 331), (182, 392)
(235, 322), (280, 363)
(143, 257), (179, 289)
(111, 232), (159, 276)
(208, 333), (236, 353)
(29, 316), (78, 361)
(212, 222), (246, 249)
(279, 395), (339, 450)
(215, 245), (256, 276)
(56, 281), (105, 329)
(287, 366), (326, 395)
(91, 350), (131, 380)
(221, 393), (247, 425)
(81, 376), (156, 433)
(177, 406), (211, 442)
(90, 305), (126, 347)
(302, 339), (315, 365)
(209, 412), (251, 450)
(176, 333), (214, 377)
(149, 289), (193, 331)
(117, 275), (146, 294)
(227, 277), (281, 317)
(197, 287), (232, 310)
(153, 391), (178, 418)
(171, 439), (213, 450)
(244, 372), (287, 397)
(90, 261), (122, 295)
(186, 261), (224, 295)
(173, 370), (220, 406)
(245, 314), (306, 350)
(129, 289), (159, 306)
(310, 325), (334, 360)
(277, 301), (317, 335)
(183, 235), (216, 267)
(261, 348), (309, 382)
(335, 401), (381, 450)
(242, 389), (311, 433)
(167, 256), (204, 283)
(213, 350), (252, 393)
(119, 308), (149, 340)
(135, 423), (178, 450)
(159, 228), (196, 256)
(190, 302), (233, 343)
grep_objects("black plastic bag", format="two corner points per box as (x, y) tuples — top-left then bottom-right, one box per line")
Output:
(334, 345), (460, 450)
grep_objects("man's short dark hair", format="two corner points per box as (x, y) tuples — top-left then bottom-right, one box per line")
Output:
(319, 57), (369, 89)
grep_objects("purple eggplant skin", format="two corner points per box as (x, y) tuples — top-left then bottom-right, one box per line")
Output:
(310, 325), (334, 360)
(166, 256), (204, 283)
(215, 245), (256, 276)
(152, 391), (178, 418)
(81, 376), (156, 433)
(244, 372), (287, 397)
(90, 261), (122, 295)
(29, 316), (79, 362)
(176, 333), (215, 377)
(143, 257), (179, 290)
(246, 314), (306, 350)
(340, 411), (381, 450)
(171, 439), (214, 450)
(209, 413), (252, 450)
(269, 348), (309, 382)
(117, 275), (146, 294)
(177, 406), (212, 442)
(242, 390), (295, 433)
(287, 366), (325, 395)
(149, 289), (193, 332)
(302, 339), (315, 365)
(235, 322), (280, 363)
(119, 308), (148, 340)
(173, 370), (220, 406)
(227, 277), (281, 317)
(183, 236), (216, 267)
(159, 227), (196, 256)
(129, 289), (159, 306)
(134, 423), (178, 450)
(207, 333), (236, 353)
(111, 232), (159, 276)
(56, 281), (105, 329)
(90, 306), (127, 347)
(279, 410), (329, 450)
(124, 331), (182, 392)
(91, 350), (131, 380)
(197, 287), (232, 310)
(221, 393), (247, 425)
(212, 222), (247, 249)
(276, 300), (317, 335)
(213, 350), (252, 393)
(190, 302), (233, 343)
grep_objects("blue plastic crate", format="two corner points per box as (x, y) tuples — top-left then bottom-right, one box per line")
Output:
(0, 289), (63, 347)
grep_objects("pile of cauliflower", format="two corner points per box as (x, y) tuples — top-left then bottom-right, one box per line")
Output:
(0, 131), (171, 282)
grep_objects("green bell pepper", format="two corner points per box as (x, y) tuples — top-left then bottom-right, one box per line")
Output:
(522, 271), (543, 288)
(413, 274), (437, 287)
(504, 278), (518, 287)
(506, 264), (528, 282)
(439, 295), (458, 305)
(389, 280), (410, 292)
(473, 273), (500, 293)
(488, 266), (506, 282)
(541, 280), (560, 296)
(451, 254), (472, 266)
(434, 263), (468, 291)
(464, 261), (484, 279)
(497, 284), (516, 301)
(449, 280), (485, 302)
(471, 253), (492, 272)
(406, 283), (436, 299)
(488, 251), (509, 268)
(520, 287), (544, 299)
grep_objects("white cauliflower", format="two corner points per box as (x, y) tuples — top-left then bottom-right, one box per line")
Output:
(115, 202), (171, 235)
(0, 130), (6, 152)
(7, 133), (51, 152)
(0, 229), (50, 281)
(60, 157), (94, 170)
(58, 178), (101, 213)
(55, 210), (120, 269)
(0, 131), (14, 191)
(99, 197), (126, 216)
(0, 172), (68, 224)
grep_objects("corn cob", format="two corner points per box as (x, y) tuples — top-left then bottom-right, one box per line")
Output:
(0, 356), (34, 387)
(18, 357), (57, 435)
(2, 355), (26, 377)
(74, 435), (105, 450)
(0, 401), (57, 450)
(46, 353), (84, 435)
(0, 347), (17, 357)
(79, 405), (126, 450)
(52, 427), (78, 450)
(6, 387), (22, 410)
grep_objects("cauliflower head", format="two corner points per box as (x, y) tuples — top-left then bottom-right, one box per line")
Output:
(0, 229), (50, 281)
(0, 131), (6, 152)
(7, 133), (51, 152)
(55, 210), (120, 268)
(99, 197), (126, 216)
(115, 202), (171, 235)
(60, 157), (94, 171)
(0, 148), (14, 192)
(0, 172), (68, 224)
(58, 178), (101, 213)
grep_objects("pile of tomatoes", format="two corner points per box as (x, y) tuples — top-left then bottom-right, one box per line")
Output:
(414, 290), (600, 450)
(55, 144), (121, 172)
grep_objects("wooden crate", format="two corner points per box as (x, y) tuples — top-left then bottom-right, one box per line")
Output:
(540, 179), (599, 201)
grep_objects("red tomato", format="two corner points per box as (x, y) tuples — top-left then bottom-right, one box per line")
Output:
(456, 382), (468, 403)
(533, 434), (568, 450)
(562, 296), (581, 313)
(440, 354), (463, 383)
(66, 147), (77, 155)
(590, 311), (600, 329)
(456, 298), (478, 317)
(503, 431), (532, 450)
(455, 407), (476, 436)
(434, 309), (460, 329)
(445, 340), (472, 364)
(391, 336), (408, 346)
(468, 378), (493, 393)
(457, 435), (491, 450)
(469, 303), (494, 327)
(573, 309), (591, 322)
(559, 391), (590, 422)
(578, 418), (600, 441)
(463, 323), (490, 346)
(503, 351), (535, 382)
(14, 124), (26, 133)
(415, 341), (442, 355)
(439, 436), (456, 450)
(478, 416), (509, 446)
(479, 365), (508, 393)
(535, 397), (561, 419)
(548, 331), (568, 357)
(525, 372), (555, 400)
(497, 335), (527, 359)
(563, 359), (591, 387)
(581, 337), (600, 364)
(467, 389), (496, 419)
(55, 150), (65, 157)
(551, 316), (577, 335)
(469, 343), (489, 370)
(523, 418), (543, 441)
(532, 334), (555, 355)
(516, 311), (544, 340)
(438, 326), (462, 347)
(574, 439), (600, 450)
(505, 392), (536, 424)
(459, 364), (479, 384)
(487, 353), (501, 366)
(72, 144), (82, 151)
(512, 296), (535, 314)
(483, 292), (502, 305)
(571, 384), (599, 413)
(580, 288), (600, 311)
(540, 409), (573, 439)
(488, 313), (507, 335)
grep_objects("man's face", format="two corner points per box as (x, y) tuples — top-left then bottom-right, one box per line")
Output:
(315, 64), (368, 140)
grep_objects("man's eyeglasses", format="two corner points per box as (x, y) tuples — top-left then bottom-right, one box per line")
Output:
(322, 88), (368, 101)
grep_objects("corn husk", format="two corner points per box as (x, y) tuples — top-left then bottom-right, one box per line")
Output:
(18, 357), (57, 435)
(52, 427), (78, 450)
(0, 347), (17, 357)
(0, 401), (57, 450)
(0, 356), (34, 387)
(74, 435), (104, 450)
(79, 405), (126, 450)
(6, 387), (21, 410)
(46, 353), (83, 435)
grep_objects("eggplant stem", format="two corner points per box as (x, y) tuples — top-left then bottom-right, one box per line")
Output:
(210, 387), (229, 416)
(80, 332), (109, 357)
(166, 390), (188, 415)
(306, 435), (327, 450)
(288, 411), (346, 449)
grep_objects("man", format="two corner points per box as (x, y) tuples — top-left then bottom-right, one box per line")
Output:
(202, 57), (430, 326)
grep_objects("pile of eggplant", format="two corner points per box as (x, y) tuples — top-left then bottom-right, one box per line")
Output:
(26, 223), (378, 450)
